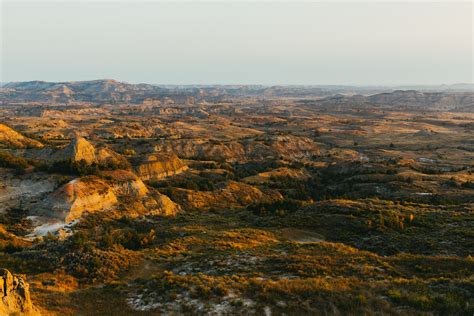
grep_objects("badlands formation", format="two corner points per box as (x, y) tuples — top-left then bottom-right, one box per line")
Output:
(0, 80), (473, 315)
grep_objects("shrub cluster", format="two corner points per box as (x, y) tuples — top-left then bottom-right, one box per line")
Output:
(0, 151), (29, 174)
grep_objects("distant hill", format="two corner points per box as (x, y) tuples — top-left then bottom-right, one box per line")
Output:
(1, 79), (168, 104)
(1, 79), (472, 107)
(314, 90), (474, 111)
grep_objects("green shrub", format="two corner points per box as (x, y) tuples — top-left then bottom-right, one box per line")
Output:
(0, 151), (29, 173)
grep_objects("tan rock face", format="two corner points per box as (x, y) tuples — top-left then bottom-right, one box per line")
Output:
(102, 170), (149, 197)
(40, 176), (118, 222)
(0, 269), (35, 315)
(154, 140), (246, 162)
(96, 147), (130, 167)
(245, 135), (320, 160)
(242, 167), (310, 184)
(144, 192), (181, 216)
(135, 152), (188, 181)
(34, 136), (129, 168)
(38, 171), (180, 222)
(60, 136), (96, 164)
(173, 180), (282, 210)
(0, 124), (43, 149)
(154, 135), (320, 162)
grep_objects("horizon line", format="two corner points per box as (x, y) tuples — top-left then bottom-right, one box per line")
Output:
(2, 79), (473, 88)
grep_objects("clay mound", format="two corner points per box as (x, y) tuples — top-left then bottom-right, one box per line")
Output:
(55, 136), (96, 164)
(36, 136), (129, 167)
(243, 167), (310, 184)
(0, 124), (43, 149)
(96, 147), (131, 168)
(0, 269), (35, 315)
(38, 172), (180, 222)
(268, 135), (321, 159)
(140, 190), (181, 217)
(105, 170), (180, 216)
(160, 140), (245, 162)
(173, 180), (282, 209)
(135, 152), (188, 181)
(155, 136), (320, 162)
(40, 176), (118, 222)
(326, 148), (369, 161)
(102, 170), (149, 197)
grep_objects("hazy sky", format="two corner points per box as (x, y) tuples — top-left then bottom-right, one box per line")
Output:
(1, 1), (472, 85)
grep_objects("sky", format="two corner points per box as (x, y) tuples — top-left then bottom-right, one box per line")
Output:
(1, 1), (473, 85)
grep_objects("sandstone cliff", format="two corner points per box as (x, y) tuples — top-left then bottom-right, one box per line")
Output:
(135, 152), (188, 181)
(0, 124), (43, 149)
(0, 269), (35, 315)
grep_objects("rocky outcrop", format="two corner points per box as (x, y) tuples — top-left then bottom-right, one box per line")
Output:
(140, 191), (180, 217)
(38, 171), (180, 222)
(58, 136), (96, 164)
(96, 147), (131, 168)
(325, 148), (369, 161)
(34, 136), (129, 167)
(242, 167), (310, 184)
(135, 152), (188, 181)
(105, 170), (180, 216)
(103, 170), (149, 197)
(153, 135), (320, 162)
(172, 180), (282, 210)
(0, 269), (35, 315)
(154, 140), (246, 162)
(93, 121), (166, 139)
(39, 176), (118, 222)
(0, 124), (43, 149)
(246, 135), (321, 160)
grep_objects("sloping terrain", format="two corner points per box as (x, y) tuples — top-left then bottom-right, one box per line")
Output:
(0, 124), (43, 149)
(0, 84), (472, 315)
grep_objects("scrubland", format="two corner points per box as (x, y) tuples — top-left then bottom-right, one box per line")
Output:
(0, 83), (473, 314)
